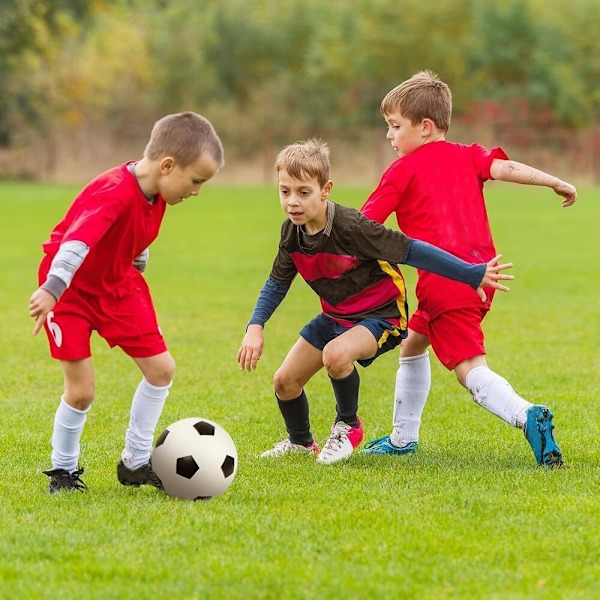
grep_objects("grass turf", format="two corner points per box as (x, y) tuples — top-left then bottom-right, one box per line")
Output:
(0, 181), (598, 598)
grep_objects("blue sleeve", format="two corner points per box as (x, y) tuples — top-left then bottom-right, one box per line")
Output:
(405, 240), (486, 290)
(247, 277), (291, 328)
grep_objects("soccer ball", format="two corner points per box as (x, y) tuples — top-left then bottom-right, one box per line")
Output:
(152, 417), (238, 500)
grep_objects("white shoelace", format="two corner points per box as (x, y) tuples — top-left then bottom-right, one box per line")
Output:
(319, 423), (351, 459)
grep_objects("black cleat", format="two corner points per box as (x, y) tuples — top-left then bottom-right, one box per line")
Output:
(43, 467), (87, 494)
(117, 459), (162, 488)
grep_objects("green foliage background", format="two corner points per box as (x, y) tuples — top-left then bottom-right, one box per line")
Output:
(1, 0), (600, 154)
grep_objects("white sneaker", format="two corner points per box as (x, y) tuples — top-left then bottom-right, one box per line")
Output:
(316, 418), (364, 465)
(260, 438), (319, 458)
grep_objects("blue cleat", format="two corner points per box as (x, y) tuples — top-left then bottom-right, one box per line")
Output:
(524, 405), (563, 468)
(358, 435), (418, 456)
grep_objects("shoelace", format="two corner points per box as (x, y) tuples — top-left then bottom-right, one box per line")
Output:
(51, 468), (87, 491)
(319, 425), (350, 457)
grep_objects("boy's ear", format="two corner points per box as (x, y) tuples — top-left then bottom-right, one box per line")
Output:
(159, 157), (175, 174)
(322, 180), (334, 199)
(421, 118), (435, 137)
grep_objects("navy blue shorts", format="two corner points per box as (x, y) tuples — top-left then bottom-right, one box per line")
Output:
(299, 314), (406, 367)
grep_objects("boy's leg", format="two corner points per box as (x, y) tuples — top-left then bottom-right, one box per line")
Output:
(330, 367), (360, 427)
(316, 325), (375, 464)
(262, 337), (323, 456)
(44, 358), (94, 493)
(361, 315), (431, 455)
(446, 309), (562, 467)
(457, 357), (530, 427)
(323, 323), (376, 426)
(391, 327), (431, 447)
(460, 360), (562, 467)
(119, 352), (175, 476)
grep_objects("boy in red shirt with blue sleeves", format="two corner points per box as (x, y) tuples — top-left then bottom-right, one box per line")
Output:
(29, 112), (224, 493)
(359, 71), (577, 467)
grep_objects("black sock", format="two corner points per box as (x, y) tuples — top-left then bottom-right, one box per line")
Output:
(330, 367), (360, 427)
(276, 390), (313, 446)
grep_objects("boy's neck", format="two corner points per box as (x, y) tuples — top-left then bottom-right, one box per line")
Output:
(424, 132), (446, 145)
(133, 158), (160, 197)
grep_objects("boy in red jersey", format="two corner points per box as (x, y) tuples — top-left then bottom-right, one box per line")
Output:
(359, 71), (577, 467)
(29, 112), (224, 493)
(237, 139), (513, 465)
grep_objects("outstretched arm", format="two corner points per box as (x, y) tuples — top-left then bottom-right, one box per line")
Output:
(490, 159), (577, 207)
(404, 241), (514, 301)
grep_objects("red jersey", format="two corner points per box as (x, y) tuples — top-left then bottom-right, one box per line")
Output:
(42, 162), (167, 296)
(361, 141), (508, 319)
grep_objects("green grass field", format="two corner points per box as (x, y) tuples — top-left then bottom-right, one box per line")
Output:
(1, 181), (598, 599)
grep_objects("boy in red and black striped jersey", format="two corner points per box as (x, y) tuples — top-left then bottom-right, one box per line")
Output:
(29, 112), (224, 493)
(359, 71), (577, 467)
(237, 138), (513, 465)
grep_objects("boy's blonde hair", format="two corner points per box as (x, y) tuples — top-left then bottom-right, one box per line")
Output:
(275, 138), (330, 188)
(144, 112), (224, 168)
(380, 70), (452, 132)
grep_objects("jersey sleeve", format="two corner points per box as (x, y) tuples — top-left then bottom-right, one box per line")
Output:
(268, 222), (298, 285)
(349, 211), (412, 264)
(360, 170), (403, 225)
(405, 240), (486, 289)
(62, 192), (127, 249)
(470, 144), (509, 181)
(247, 277), (291, 328)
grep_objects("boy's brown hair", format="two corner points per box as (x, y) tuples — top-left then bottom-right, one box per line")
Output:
(144, 112), (224, 168)
(380, 70), (452, 132)
(275, 138), (330, 188)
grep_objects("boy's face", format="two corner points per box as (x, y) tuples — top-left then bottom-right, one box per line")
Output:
(278, 170), (332, 234)
(384, 112), (427, 158)
(159, 155), (220, 205)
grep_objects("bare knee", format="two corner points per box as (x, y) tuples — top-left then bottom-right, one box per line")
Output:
(152, 355), (176, 386)
(322, 343), (351, 379)
(63, 382), (95, 410)
(140, 354), (176, 386)
(400, 331), (430, 358)
(273, 367), (301, 400)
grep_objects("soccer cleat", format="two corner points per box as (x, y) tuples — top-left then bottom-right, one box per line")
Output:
(358, 435), (418, 456)
(260, 439), (319, 458)
(316, 418), (364, 465)
(524, 405), (563, 468)
(43, 467), (87, 494)
(117, 459), (162, 488)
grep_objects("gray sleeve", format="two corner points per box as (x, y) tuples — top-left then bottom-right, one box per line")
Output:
(133, 247), (149, 272)
(40, 240), (90, 300)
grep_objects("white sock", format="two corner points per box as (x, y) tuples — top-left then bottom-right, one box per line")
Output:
(390, 352), (431, 447)
(466, 365), (531, 428)
(51, 397), (90, 472)
(121, 378), (171, 469)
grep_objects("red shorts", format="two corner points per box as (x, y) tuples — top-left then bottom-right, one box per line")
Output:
(39, 261), (167, 361)
(408, 307), (488, 371)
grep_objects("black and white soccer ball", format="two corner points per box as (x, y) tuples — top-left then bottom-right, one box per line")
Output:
(152, 417), (238, 500)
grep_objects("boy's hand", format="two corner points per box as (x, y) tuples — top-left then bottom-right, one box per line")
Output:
(477, 254), (514, 301)
(29, 288), (57, 335)
(237, 324), (264, 372)
(553, 180), (577, 207)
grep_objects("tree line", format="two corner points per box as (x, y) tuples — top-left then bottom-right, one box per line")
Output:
(1, 0), (599, 164)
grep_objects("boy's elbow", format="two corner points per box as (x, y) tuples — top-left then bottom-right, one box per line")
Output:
(490, 159), (507, 181)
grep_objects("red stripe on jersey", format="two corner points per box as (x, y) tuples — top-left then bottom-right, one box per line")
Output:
(320, 276), (403, 319)
(291, 252), (360, 281)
